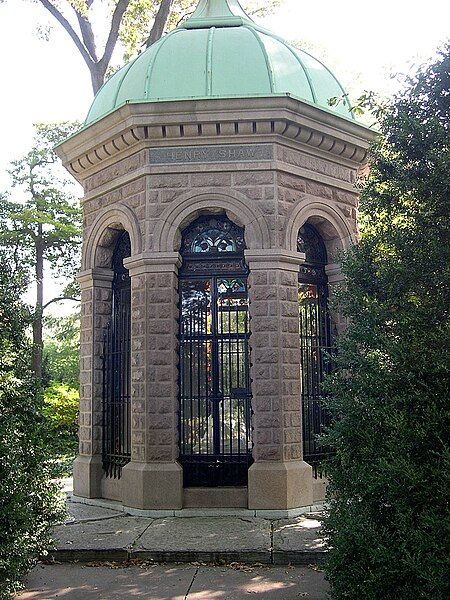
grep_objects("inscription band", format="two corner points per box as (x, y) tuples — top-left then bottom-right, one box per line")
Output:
(149, 144), (273, 165)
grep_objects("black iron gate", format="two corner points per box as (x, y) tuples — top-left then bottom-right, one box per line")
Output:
(102, 231), (131, 478)
(297, 224), (333, 476)
(179, 216), (253, 487)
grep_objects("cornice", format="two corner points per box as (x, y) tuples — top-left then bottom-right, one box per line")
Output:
(56, 97), (378, 184)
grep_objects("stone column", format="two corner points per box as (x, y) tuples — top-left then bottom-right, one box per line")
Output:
(73, 268), (114, 498)
(246, 250), (313, 511)
(120, 252), (183, 510)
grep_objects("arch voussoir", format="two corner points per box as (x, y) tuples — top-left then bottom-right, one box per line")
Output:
(153, 190), (271, 252)
(82, 204), (142, 271)
(285, 194), (356, 256)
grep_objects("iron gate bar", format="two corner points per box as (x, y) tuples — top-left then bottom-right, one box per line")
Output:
(179, 216), (253, 488)
(297, 224), (334, 478)
(102, 231), (131, 479)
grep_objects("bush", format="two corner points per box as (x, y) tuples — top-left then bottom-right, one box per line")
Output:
(322, 47), (450, 599)
(0, 257), (65, 599)
(43, 381), (79, 432)
(42, 381), (79, 478)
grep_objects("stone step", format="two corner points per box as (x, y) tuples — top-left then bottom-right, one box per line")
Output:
(48, 500), (327, 566)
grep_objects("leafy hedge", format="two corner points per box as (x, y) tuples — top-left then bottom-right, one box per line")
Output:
(322, 46), (450, 599)
(0, 256), (65, 598)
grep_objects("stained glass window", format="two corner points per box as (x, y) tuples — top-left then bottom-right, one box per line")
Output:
(181, 215), (245, 256)
(192, 230), (236, 253)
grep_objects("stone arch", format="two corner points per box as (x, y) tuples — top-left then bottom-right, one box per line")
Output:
(153, 190), (271, 252)
(285, 195), (355, 261)
(82, 204), (142, 271)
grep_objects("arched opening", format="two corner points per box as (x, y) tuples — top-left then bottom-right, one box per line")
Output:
(102, 230), (131, 478)
(297, 223), (333, 476)
(179, 215), (253, 488)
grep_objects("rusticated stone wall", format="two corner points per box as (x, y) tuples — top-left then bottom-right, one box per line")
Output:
(74, 137), (361, 509)
(78, 270), (113, 458)
(247, 260), (303, 463)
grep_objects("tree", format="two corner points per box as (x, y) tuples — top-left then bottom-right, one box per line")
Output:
(0, 254), (65, 598)
(0, 123), (82, 381)
(43, 312), (81, 390)
(322, 45), (450, 599)
(29, 0), (282, 94)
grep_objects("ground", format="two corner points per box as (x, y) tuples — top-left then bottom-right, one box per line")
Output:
(18, 562), (329, 599)
(16, 479), (329, 598)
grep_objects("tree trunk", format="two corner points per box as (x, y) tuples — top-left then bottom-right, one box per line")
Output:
(90, 63), (107, 95)
(147, 0), (173, 47)
(33, 233), (44, 381)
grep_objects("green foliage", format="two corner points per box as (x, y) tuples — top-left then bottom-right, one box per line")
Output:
(0, 255), (65, 599)
(42, 379), (79, 478)
(0, 122), (81, 283)
(0, 122), (82, 379)
(41, 313), (80, 476)
(43, 313), (80, 390)
(322, 45), (450, 599)
(43, 381), (79, 431)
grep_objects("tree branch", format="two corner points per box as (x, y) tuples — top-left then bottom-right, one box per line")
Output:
(248, 6), (277, 16)
(43, 296), (80, 311)
(98, 0), (131, 73)
(147, 0), (173, 47)
(74, 1), (98, 62)
(38, 0), (94, 68)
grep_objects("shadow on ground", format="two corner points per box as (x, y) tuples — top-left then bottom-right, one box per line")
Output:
(17, 562), (329, 599)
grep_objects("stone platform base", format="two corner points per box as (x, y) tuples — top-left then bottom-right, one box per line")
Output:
(71, 494), (325, 519)
(51, 496), (327, 565)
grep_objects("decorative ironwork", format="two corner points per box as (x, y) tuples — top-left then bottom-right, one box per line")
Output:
(179, 216), (253, 487)
(297, 224), (328, 265)
(298, 224), (333, 477)
(102, 231), (131, 479)
(181, 215), (246, 256)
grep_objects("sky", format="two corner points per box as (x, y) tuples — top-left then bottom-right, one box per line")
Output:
(0, 0), (448, 312)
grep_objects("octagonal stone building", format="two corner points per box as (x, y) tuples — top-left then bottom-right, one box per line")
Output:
(57, 0), (376, 515)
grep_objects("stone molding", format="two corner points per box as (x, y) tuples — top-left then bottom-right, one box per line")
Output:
(285, 196), (355, 253)
(56, 97), (378, 183)
(123, 252), (181, 275)
(82, 203), (143, 271)
(153, 189), (271, 252)
(245, 249), (306, 272)
(80, 158), (358, 204)
(78, 267), (114, 288)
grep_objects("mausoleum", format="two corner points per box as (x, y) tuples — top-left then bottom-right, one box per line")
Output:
(57, 0), (376, 515)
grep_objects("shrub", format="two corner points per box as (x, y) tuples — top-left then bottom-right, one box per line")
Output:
(42, 381), (79, 479)
(322, 46), (450, 599)
(43, 381), (79, 432)
(0, 257), (65, 599)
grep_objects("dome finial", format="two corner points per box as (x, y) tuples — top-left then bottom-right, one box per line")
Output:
(182, 0), (253, 29)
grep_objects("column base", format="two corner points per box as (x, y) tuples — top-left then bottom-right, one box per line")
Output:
(121, 462), (183, 510)
(248, 460), (313, 510)
(73, 455), (103, 498)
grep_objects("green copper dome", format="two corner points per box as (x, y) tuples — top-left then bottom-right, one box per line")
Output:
(85, 0), (353, 125)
